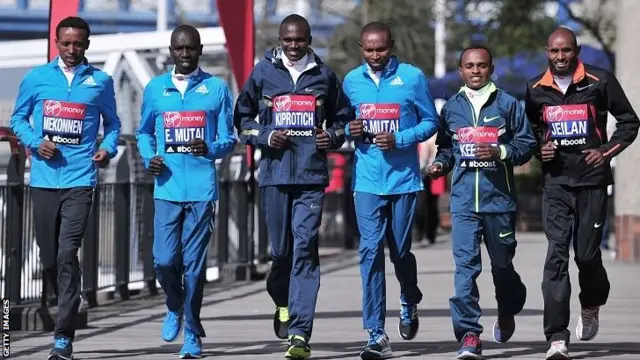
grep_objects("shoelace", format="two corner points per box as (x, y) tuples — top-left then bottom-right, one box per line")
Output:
(167, 312), (181, 324)
(582, 307), (599, 321)
(54, 338), (70, 349)
(400, 304), (417, 322)
(462, 334), (479, 348)
(278, 307), (290, 322)
(184, 333), (200, 345)
(550, 340), (566, 350)
(368, 333), (388, 346)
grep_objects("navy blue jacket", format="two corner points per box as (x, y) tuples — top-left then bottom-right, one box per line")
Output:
(234, 47), (352, 187)
(434, 83), (537, 213)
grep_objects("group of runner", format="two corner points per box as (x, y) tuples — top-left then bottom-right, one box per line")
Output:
(9, 12), (638, 360)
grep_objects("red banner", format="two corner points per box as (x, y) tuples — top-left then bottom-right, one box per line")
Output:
(217, 0), (255, 167)
(48, 0), (81, 61)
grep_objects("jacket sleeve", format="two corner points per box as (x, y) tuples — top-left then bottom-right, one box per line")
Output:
(324, 71), (351, 149)
(135, 83), (157, 169)
(9, 72), (42, 152)
(599, 73), (640, 158)
(524, 84), (545, 160)
(501, 99), (537, 166)
(395, 71), (439, 148)
(205, 83), (237, 160)
(233, 65), (272, 148)
(433, 107), (455, 174)
(98, 76), (122, 158)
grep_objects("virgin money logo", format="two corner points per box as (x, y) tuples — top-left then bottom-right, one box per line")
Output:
(360, 104), (377, 118)
(274, 96), (292, 111)
(44, 100), (62, 116)
(546, 106), (564, 122)
(458, 127), (476, 143)
(457, 127), (497, 143)
(164, 112), (182, 127)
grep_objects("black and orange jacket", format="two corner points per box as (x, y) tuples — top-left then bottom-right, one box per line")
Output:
(525, 61), (639, 187)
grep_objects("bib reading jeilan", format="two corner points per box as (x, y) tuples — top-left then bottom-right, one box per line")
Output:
(272, 95), (315, 137)
(163, 110), (206, 153)
(359, 103), (400, 143)
(544, 104), (589, 146)
(457, 126), (499, 168)
(42, 100), (86, 145)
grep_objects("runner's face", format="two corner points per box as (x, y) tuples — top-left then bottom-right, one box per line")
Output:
(547, 33), (579, 77)
(279, 23), (311, 62)
(170, 31), (202, 74)
(359, 31), (393, 72)
(459, 49), (493, 90)
(56, 27), (89, 68)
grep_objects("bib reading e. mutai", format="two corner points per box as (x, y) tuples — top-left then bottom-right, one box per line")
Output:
(42, 100), (86, 145)
(163, 110), (205, 153)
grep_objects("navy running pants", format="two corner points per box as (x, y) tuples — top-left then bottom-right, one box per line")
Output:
(263, 185), (324, 340)
(153, 199), (213, 337)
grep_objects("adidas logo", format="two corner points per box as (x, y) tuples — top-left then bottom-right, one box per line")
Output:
(195, 84), (209, 94)
(163, 89), (170, 96)
(390, 76), (404, 86)
(82, 76), (97, 86)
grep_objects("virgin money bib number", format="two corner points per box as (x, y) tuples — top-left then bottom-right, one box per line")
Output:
(359, 103), (400, 143)
(163, 111), (206, 153)
(457, 126), (498, 168)
(544, 104), (589, 146)
(272, 95), (315, 137)
(42, 100), (86, 145)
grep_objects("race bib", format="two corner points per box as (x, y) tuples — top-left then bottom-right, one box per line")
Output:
(359, 103), (400, 143)
(544, 104), (589, 146)
(457, 126), (498, 168)
(272, 95), (315, 137)
(163, 111), (205, 153)
(42, 100), (86, 145)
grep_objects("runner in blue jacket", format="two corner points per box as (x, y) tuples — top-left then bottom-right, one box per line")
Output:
(343, 22), (439, 360)
(427, 45), (536, 360)
(136, 25), (235, 359)
(10, 17), (121, 360)
(234, 14), (351, 360)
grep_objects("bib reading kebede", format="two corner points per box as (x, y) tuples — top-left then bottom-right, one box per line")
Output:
(163, 110), (206, 153)
(359, 103), (400, 144)
(272, 94), (315, 137)
(457, 126), (499, 168)
(42, 100), (86, 145)
(544, 104), (589, 147)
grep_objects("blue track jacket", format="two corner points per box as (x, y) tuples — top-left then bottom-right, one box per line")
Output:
(343, 57), (440, 195)
(10, 57), (121, 188)
(234, 47), (352, 187)
(434, 83), (537, 213)
(136, 68), (236, 202)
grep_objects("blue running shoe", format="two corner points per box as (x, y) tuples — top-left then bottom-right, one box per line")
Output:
(398, 303), (419, 340)
(180, 331), (203, 359)
(360, 329), (392, 360)
(457, 332), (483, 359)
(162, 310), (183, 342)
(48, 337), (73, 360)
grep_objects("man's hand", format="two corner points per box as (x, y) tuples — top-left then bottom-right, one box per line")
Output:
(270, 130), (289, 149)
(148, 156), (164, 176)
(38, 140), (56, 159)
(474, 143), (501, 160)
(316, 128), (330, 149)
(375, 132), (396, 151)
(189, 138), (208, 156)
(583, 148), (606, 167)
(426, 163), (444, 179)
(348, 119), (364, 137)
(93, 149), (110, 168)
(541, 141), (557, 162)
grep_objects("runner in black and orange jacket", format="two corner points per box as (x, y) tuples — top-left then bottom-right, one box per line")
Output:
(524, 27), (639, 360)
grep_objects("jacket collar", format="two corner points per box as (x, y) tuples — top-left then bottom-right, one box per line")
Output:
(163, 66), (205, 90)
(538, 60), (587, 87)
(360, 56), (399, 78)
(48, 56), (90, 75)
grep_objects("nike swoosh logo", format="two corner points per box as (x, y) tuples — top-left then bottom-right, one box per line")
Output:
(499, 232), (513, 238)
(594, 222), (602, 228)
(576, 84), (593, 91)
(483, 116), (500, 123)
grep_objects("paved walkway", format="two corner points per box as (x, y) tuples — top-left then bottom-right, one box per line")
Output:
(9, 233), (640, 359)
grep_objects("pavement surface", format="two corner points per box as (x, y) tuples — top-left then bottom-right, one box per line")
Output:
(8, 232), (640, 359)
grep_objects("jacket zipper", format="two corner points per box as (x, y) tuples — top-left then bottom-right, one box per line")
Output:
(462, 95), (483, 213)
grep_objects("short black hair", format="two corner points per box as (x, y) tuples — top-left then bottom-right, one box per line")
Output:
(56, 16), (91, 39)
(458, 44), (493, 67)
(280, 14), (311, 37)
(360, 21), (392, 40)
(171, 24), (202, 45)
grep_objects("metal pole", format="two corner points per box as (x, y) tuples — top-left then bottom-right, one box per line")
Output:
(157, 0), (168, 32)
(434, 0), (446, 111)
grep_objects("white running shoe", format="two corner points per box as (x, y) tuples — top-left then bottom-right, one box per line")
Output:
(546, 340), (570, 359)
